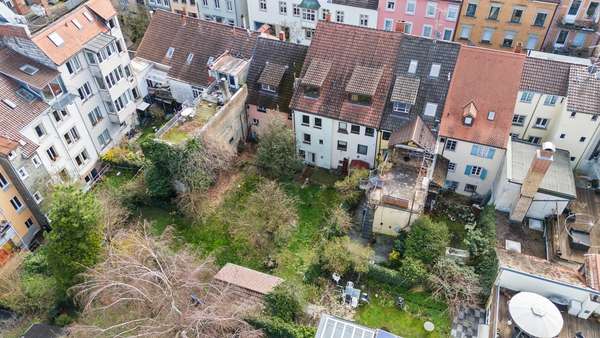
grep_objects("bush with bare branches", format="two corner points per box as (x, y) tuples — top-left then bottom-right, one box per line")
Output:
(229, 180), (297, 256)
(427, 257), (481, 314)
(71, 229), (262, 338)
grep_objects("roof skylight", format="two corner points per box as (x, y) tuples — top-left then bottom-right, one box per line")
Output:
(48, 32), (64, 47)
(83, 11), (94, 22)
(19, 64), (39, 75)
(2, 99), (17, 109)
(72, 18), (82, 30)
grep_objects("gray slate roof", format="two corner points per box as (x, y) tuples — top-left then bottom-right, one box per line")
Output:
(519, 57), (570, 97)
(509, 140), (576, 198)
(246, 38), (308, 113)
(567, 65), (600, 115)
(380, 35), (460, 133)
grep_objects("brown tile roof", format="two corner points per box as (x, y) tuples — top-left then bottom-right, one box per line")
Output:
(301, 58), (332, 87)
(0, 136), (19, 156)
(213, 263), (283, 295)
(497, 249), (588, 288)
(136, 10), (259, 87)
(31, 0), (113, 65)
(584, 254), (600, 291)
(567, 65), (600, 115)
(388, 115), (435, 150)
(0, 48), (59, 90)
(439, 47), (525, 149)
(290, 21), (403, 128)
(520, 57), (570, 97)
(86, 0), (117, 20)
(345, 65), (384, 96)
(0, 75), (47, 157)
(258, 62), (288, 87)
(390, 75), (420, 104)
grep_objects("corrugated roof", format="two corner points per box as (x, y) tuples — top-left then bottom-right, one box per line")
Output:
(246, 38), (308, 113)
(135, 10), (258, 87)
(519, 57), (570, 97)
(439, 47), (525, 149)
(390, 75), (420, 104)
(566, 65), (600, 115)
(509, 140), (576, 198)
(0, 48), (60, 90)
(291, 21), (403, 128)
(213, 263), (283, 295)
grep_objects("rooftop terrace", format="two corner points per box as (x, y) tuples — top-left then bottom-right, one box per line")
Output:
(159, 100), (218, 145)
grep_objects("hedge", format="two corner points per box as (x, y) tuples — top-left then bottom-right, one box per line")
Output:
(247, 317), (316, 338)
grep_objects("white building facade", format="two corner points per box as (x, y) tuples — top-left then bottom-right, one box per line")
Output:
(247, 0), (378, 45)
(293, 111), (378, 169)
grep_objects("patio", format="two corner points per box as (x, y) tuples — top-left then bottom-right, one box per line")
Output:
(492, 289), (600, 338)
(550, 187), (600, 264)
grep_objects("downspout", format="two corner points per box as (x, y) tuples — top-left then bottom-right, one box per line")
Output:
(541, 4), (559, 49)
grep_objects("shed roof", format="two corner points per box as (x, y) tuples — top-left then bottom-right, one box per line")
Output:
(509, 140), (576, 198)
(214, 263), (283, 295)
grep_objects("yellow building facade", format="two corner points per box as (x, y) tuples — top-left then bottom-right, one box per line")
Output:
(454, 0), (559, 51)
(0, 165), (38, 253)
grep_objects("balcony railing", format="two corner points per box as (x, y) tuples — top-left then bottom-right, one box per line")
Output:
(558, 15), (598, 31)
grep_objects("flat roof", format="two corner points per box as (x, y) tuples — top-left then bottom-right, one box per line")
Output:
(509, 140), (576, 198)
(213, 263), (283, 295)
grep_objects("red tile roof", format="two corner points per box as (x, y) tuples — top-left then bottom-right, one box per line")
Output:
(135, 10), (259, 87)
(31, 0), (113, 65)
(439, 47), (525, 149)
(0, 48), (60, 89)
(290, 21), (403, 129)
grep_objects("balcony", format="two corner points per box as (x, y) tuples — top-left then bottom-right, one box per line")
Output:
(558, 15), (598, 31)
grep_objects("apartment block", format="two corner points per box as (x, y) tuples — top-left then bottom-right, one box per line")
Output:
(544, 0), (600, 57)
(455, 0), (558, 51)
(511, 53), (600, 176)
(0, 0), (141, 188)
(377, 0), (460, 41)
(438, 47), (525, 197)
(247, 0), (378, 45)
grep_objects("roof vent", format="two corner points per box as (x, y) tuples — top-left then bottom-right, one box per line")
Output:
(19, 64), (39, 76)
(2, 99), (17, 109)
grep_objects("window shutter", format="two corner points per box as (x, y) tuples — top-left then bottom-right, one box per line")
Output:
(480, 168), (488, 180)
(487, 148), (496, 159)
(471, 145), (478, 156)
(464, 165), (472, 176)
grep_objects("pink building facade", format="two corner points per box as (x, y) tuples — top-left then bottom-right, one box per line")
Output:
(377, 0), (462, 41)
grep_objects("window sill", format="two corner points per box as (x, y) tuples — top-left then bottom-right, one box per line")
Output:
(314, 126), (322, 129)
(303, 141), (311, 145)
(512, 123), (524, 127)
(480, 40), (492, 45)
(338, 130), (348, 134)
(301, 123), (309, 127)
(485, 18), (498, 21)
(366, 134), (374, 137)
(532, 126), (548, 130)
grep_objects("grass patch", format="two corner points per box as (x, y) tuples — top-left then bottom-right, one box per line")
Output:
(161, 129), (190, 145)
(432, 215), (466, 249)
(356, 283), (451, 338)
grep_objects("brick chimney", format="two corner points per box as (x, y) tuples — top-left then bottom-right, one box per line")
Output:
(278, 31), (285, 41)
(12, 0), (30, 15)
(509, 142), (555, 223)
(514, 41), (523, 54)
(395, 20), (405, 33)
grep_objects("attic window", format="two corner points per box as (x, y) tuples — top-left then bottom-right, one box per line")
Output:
(2, 99), (17, 109)
(186, 53), (194, 65)
(487, 111), (495, 120)
(48, 32), (64, 47)
(72, 19), (82, 29)
(19, 64), (39, 75)
(83, 10), (94, 22)
(429, 64), (441, 78)
(261, 83), (277, 92)
(464, 116), (473, 125)
(166, 47), (175, 59)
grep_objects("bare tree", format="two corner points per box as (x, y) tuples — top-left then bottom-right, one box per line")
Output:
(95, 188), (131, 243)
(70, 229), (262, 338)
(427, 257), (481, 314)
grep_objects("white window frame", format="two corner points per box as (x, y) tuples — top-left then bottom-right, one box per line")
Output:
(422, 24), (433, 38)
(279, 1), (287, 15)
(408, 59), (418, 74)
(429, 63), (441, 77)
(17, 167), (28, 180)
(359, 14), (369, 26)
(406, 0), (416, 14)
(386, 0), (395, 11)
(424, 102), (438, 117)
(259, 0), (266, 11)
(447, 4), (459, 20)
(425, 1), (437, 17)
(443, 28), (454, 41)
(383, 18), (394, 31)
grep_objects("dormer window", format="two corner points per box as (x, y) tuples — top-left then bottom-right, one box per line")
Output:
(261, 83), (277, 93)
(349, 93), (372, 105)
(304, 85), (320, 98)
(462, 101), (478, 126)
(393, 101), (410, 114)
(345, 65), (383, 107)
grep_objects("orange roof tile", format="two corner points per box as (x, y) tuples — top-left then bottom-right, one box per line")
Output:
(31, 0), (113, 65)
(86, 0), (117, 20)
(0, 136), (19, 156)
(439, 47), (525, 149)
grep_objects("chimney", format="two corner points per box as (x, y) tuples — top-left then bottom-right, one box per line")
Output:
(181, 13), (187, 25)
(395, 20), (405, 33)
(12, 0), (30, 15)
(509, 142), (555, 223)
(514, 41), (523, 54)
(278, 31), (285, 41)
(325, 13), (331, 22)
